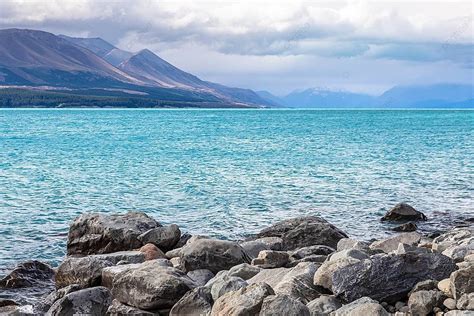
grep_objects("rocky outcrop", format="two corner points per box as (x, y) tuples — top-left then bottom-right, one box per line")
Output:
(255, 216), (348, 250)
(381, 203), (427, 221)
(0, 260), (54, 289)
(180, 239), (251, 273)
(432, 227), (474, 262)
(138, 224), (181, 251)
(169, 287), (213, 316)
(393, 222), (417, 232)
(259, 294), (310, 316)
(47, 286), (112, 316)
(67, 212), (159, 256)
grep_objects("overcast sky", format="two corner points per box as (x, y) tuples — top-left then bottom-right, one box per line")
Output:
(1, 0), (472, 95)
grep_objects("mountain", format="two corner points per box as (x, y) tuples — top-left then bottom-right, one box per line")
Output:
(282, 88), (375, 108)
(256, 90), (285, 107)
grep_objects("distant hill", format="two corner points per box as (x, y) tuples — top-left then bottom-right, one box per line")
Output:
(282, 88), (375, 108)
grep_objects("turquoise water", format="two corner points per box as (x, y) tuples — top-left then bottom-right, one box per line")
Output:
(0, 109), (473, 271)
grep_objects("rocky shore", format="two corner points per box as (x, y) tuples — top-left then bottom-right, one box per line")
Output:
(1, 203), (473, 315)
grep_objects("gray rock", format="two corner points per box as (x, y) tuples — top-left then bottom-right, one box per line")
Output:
(329, 249), (370, 262)
(112, 260), (196, 310)
(370, 232), (421, 253)
(395, 243), (430, 255)
(381, 203), (427, 221)
(251, 250), (289, 268)
(175, 232), (192, 248)
(306, 295), (342, 315)
(166, 248), (183, 259)
(247, 267), (290, 289)
(187, 269), (215, 287)
(138, 224), (181, 251)
(228, 263), (261, 280)
(336, 238), (371, 252)
(0, 260), (55, 289)
(169, 287), (213, 316)
(259, 294), (310, 316)
(34, 284), (82, 314)
(56, 251), (145, 288)
(409, 279), (438, 296)
(432, 227), (474, 262)
(408, 290), (445, 316)
(239, 237), (283, 259)
(180, 239), (251, 273)
(332, 252), (457, 303)
(286, 255), (327, 268)
(255, 216), (348, 251)
(393, 222), (418, 232)
(211, 276), (247, 300)
(210, 282), (274, 316)
(333, 297), (389, 316)
(204, 270), (230, 288)
(444, 298), (457, 310)
(457, 293), (474, 310)
(313, 257), (361, 290)
(445, 311), (474, 316)
(450, 266), (474, 300)
(107, 299), (157, 315)
(46, 286), (112, 316)
(272, 262), (321, 304)
(67, 212), (159, 256)
(291, 245), (335, 259)
(101, 263), (142, 289)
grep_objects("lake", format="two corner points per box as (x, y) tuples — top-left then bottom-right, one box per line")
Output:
(0, 109), (473, 271)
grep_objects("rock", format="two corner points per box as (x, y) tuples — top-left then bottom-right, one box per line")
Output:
(34, 284), (82, 314)
(0, 300), (18, 308)
(272, 262), (320, 303)
(247, 267), (290, 288)
(175, 233), (192, 248)
(333, 297), (389, 316)
(393, 222), (418, 232)
(291, 245), (335, 259)
(111, 260), (196, 310)
(450, 266), (474, 299)
(438, 278), (452, 296)
(169, 287), (213, 316)
(0, 260), (55, 288)
(313, 257), (361, 291)
(228, 263), (261, 280)
(107, 299), (157, 315)
(56, 251), (145, 288)
(251, 250), (289, 268)
(139, 243), (166, 261)
(395, 243), (430, 255)
(370, 232), (421, 253)
(336, 238), (371, 252)
(329, 249), (370, 261)
(332, 252), (457, 303)
(180, 239), (251, 273)
(101, 263), (142, 289)
(67, 211), (159, 256)
(444, 298), (457, 310)
(211, 276), (247, 300)
(286, 255), (327, 268)
(445, 311), (474, 315)
(211, 282), (274, 316)
(306, 295), (342, 315)
(166, 248), (183, 259)
(240, 237), (283, 259)
(381, 203), (427, 221)
(409, 279), (438, 296)
(457, 293), (474, 310)
(47, 286), (112, 316)
(138, 224), (181, 251)
(187, 269), (215, 287)
(408, 290), (445, 316)
(433, 228), (474, 262)
(170, 257), (181, 268)
(255, 216), (348, 251)
(259, 294), (310, 316)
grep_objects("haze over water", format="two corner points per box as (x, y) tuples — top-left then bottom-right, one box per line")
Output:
(0, 109), (473, 270)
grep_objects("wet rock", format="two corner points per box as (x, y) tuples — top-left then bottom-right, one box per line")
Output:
(290, 245), (335, 259)
(67, 211), (159, 256)
(210, 282), (274, 316)
(333, 297), (389, 316)
(47, 286), (112, 316)
(255, 216), (348, 251)
(336, 238), (371, 252)
(393, 222), (418, 232)
(211, 276), (247, 300)
(56, 251), (145, 288)
(180, 239), (250, 273)
(34, 284), (81, 313)
(272, 262), (320, 304)
(369, 232), (421, 253)
(457, 293), (474, 310)
(432, 227), (474, 262)
(240, 237), (283, 259)
(450, 266), (474, 299)
(306, 295), (342, 315)
(259, 294), (310, 316)
(139, 243), (166, 261)
(0, 261), (54, 289)
(112, 260), (196, 310)
(186, 269), (214, 287)
(138, 224), (181, 251)
(332, 252), (457, 303)
(169, 287), (213, 316)
(107, 299), (157, 315)
(408, 290), (445, 316)
(251, 250), (289, 268)
(228, 263), (261, 280)
(381, 203), (427, 222)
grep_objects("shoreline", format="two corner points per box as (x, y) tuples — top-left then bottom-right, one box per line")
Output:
(1, 203), (473, 315)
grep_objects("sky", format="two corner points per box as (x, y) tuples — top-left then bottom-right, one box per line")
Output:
(0, 0), (473, 95)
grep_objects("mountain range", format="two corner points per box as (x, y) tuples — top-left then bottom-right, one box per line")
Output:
(0, 28), (472, 108)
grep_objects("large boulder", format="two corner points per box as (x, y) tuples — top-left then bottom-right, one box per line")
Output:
(47, 286), (112, 316)
(247, 267), (290, 289)
(251, 250), (289, 268)
(228, 263), (261, 280)
(255, 216), (348, 250)
(272, 262), (320, 304)
(433, 228), (474, 262)
(186, 269), (215, 287)
(450, 265), (474, 300)
(332, 252), (457, 303)
(180, 239), (251, 273)
(313, 252), (363, 290)
(259, 294), (310, 316)
(138, 224), (181, 251)
(369, 232), (421, 253)
(380, 203), (427, 221)
(55, 251), (145, 288)
(67, 211), (159, 256)
(211, 282), (274, 316)
(0, 260), (54, 289)
(240, 237), (283, 258)
(211, 276), (248, 300)
(169, 287), (213, 316)
(332, 297), (389, 316)
(306, 295), (342, 315)
(408, 290), (445, 315)
(290, 245), (335, 259)
(111, 260), (196, 310)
